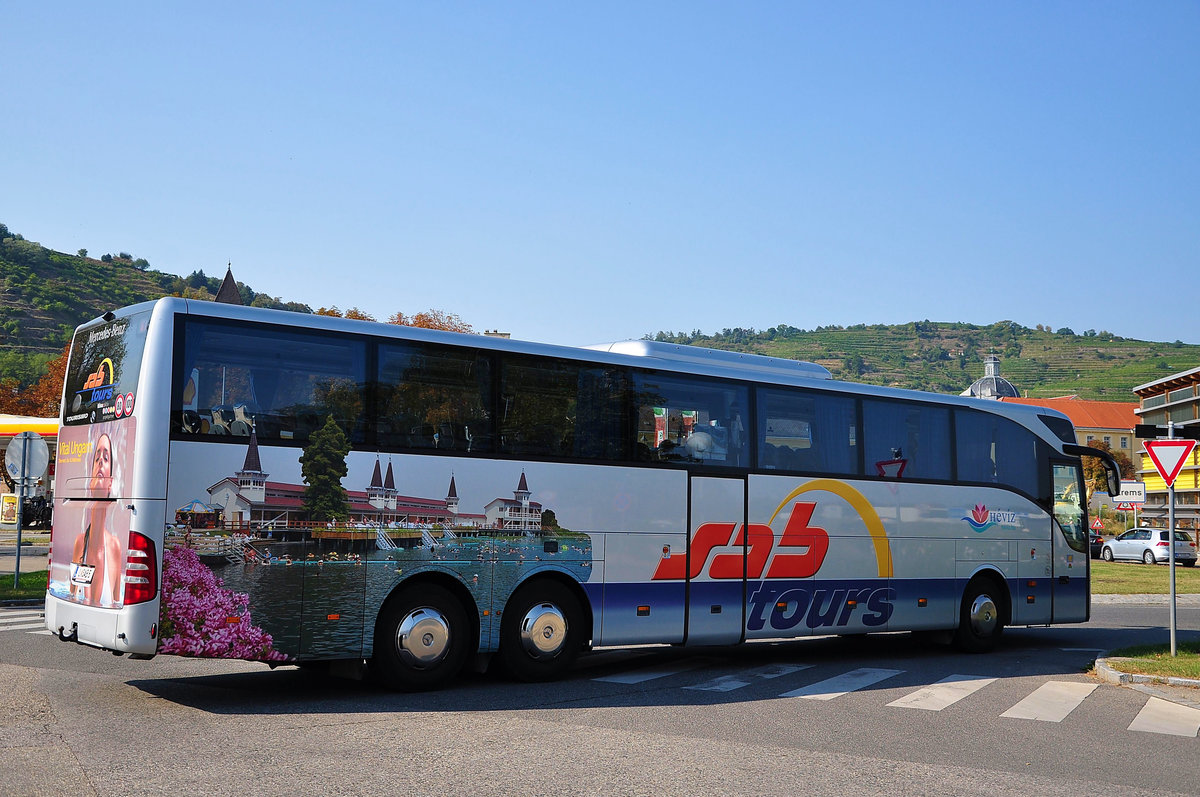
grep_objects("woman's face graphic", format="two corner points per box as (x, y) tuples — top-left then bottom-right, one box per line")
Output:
(89, 434), (112, 492)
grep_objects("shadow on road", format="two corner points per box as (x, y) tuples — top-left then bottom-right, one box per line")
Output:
(127, 622), (1197, 716)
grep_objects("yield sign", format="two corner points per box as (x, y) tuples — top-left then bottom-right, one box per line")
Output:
(1144, 439), (1197, 487)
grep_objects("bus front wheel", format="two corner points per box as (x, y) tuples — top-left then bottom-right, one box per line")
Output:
(499, 579), (583, 682)
(373, 582), (469, 691)
(954, 577), (1005, 653)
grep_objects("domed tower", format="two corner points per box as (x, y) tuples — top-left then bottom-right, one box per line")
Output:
(960, 355), (1020, 400)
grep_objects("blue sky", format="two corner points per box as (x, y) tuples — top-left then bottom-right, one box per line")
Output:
(3, 3), (1197, 346)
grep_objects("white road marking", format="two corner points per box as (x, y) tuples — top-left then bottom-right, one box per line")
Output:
(593, 660), (706, 684)
(887, 674), (997, 711)
(779, 667), (903, 701)
(1000, 681), (1097, 722)
(685, 664), (811, 692)
(0, 612), (44, 624)
(1, 622), (47, 632)
(1128, 697), (1200, 737)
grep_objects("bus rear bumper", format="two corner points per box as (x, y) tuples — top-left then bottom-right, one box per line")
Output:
(44, 594), (160, 657)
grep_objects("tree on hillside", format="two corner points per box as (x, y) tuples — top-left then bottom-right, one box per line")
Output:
(299, 416), (351, 522)
(388, 310), (472, 333)
(0, 344), (69, 416)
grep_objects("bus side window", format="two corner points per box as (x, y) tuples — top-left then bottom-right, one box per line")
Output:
(756, 388), (857, 476)
(955, 409), (1039, 496)
(377, 343), (492, 453)
(862, 399), (950, 481)
(634, 373), (748, 467)
(498, 357), (580, 458)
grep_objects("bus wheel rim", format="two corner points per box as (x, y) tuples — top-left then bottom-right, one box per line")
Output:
(396, 607), (451, 668)
(519, 602), (568, 660)
(968, 594), (998, 637)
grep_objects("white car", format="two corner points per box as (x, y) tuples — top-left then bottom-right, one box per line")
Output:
(1100, 527), (1198, 566)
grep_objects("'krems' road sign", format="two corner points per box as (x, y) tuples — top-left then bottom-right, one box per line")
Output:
(1115, 480), (1145, 505)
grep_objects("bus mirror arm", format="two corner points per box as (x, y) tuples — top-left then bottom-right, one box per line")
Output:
(1062, 444), (1122, 498)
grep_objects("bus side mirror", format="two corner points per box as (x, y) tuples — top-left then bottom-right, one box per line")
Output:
(1106, 464), (1121, 498)
(1063, 444), (1122, 498)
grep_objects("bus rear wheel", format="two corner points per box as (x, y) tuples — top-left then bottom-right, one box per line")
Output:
(373, 582), (469, 691)
(499, 579), (583, 682)
(954, 577), (1005, 653)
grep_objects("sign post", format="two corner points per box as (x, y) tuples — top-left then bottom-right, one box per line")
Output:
(1143, 426), (1197, 657)
(3, 431), (50, 589)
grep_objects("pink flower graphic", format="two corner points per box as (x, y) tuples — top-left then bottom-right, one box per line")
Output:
(970, 504), (990, 525)
(158, 547), (289, 662)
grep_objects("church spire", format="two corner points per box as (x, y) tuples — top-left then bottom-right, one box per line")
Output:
(235, 427), (267, 504)
(241, 426), (262, 473)
(446, 475), (459, 515)
(215, 264), (243, 305)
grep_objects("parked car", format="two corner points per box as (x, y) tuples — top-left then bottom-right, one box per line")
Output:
(1089, 530), (1105, 559)
(1100, 527), (1198, 566)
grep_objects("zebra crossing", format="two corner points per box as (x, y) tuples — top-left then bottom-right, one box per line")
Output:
(0, 607), (48, 634)
(2, 606), (1197, 737)
(588, 656), (1200, 738)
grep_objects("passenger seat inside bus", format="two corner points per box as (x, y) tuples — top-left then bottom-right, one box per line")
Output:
(209, 405), (235, 434)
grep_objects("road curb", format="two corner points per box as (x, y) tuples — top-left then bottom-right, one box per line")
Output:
(1094, 655), (1200, 711)
(1094, 657), (1200, 689)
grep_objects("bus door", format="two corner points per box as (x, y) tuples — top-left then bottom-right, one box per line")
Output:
(685, 476), (746, 645)
(1050, 461), (1089, 622)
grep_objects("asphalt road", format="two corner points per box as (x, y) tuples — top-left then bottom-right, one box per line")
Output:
(1, 601), (1198, 797)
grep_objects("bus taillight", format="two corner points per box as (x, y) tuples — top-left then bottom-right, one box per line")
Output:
(123, 532), (158, 605)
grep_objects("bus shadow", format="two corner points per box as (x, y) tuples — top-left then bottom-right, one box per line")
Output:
(127, 623), (1197, 716)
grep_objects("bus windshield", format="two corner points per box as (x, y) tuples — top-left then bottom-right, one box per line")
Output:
(62, 310), (153, 426)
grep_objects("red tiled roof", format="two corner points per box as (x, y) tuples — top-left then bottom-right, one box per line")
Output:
(999, 397), (1139, 430)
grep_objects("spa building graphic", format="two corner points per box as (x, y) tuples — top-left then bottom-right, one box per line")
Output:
(196, 430), (543, 532)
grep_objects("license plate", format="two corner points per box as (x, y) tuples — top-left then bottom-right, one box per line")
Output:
(70, 563), (96, 585)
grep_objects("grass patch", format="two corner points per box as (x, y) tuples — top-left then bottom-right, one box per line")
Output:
(1104, 640), (1200, 680)
(1090, 558), (1200, 594)
(0, 570), (47, 601)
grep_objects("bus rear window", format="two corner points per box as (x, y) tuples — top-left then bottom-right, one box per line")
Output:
(63, 310), (152, 426)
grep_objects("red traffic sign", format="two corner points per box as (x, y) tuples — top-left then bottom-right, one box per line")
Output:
(1115, 502), (1136, 511)
(1144, 439), (1197, 487)
(1090, 518), (1104, 530)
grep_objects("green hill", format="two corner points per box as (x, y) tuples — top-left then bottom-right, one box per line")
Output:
(648, 322), (1198, 400)
(0, 223), (312, 385)
(2, 223), (1196, 401)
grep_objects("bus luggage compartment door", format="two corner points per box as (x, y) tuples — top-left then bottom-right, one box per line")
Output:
(686, 476), (746, 646)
